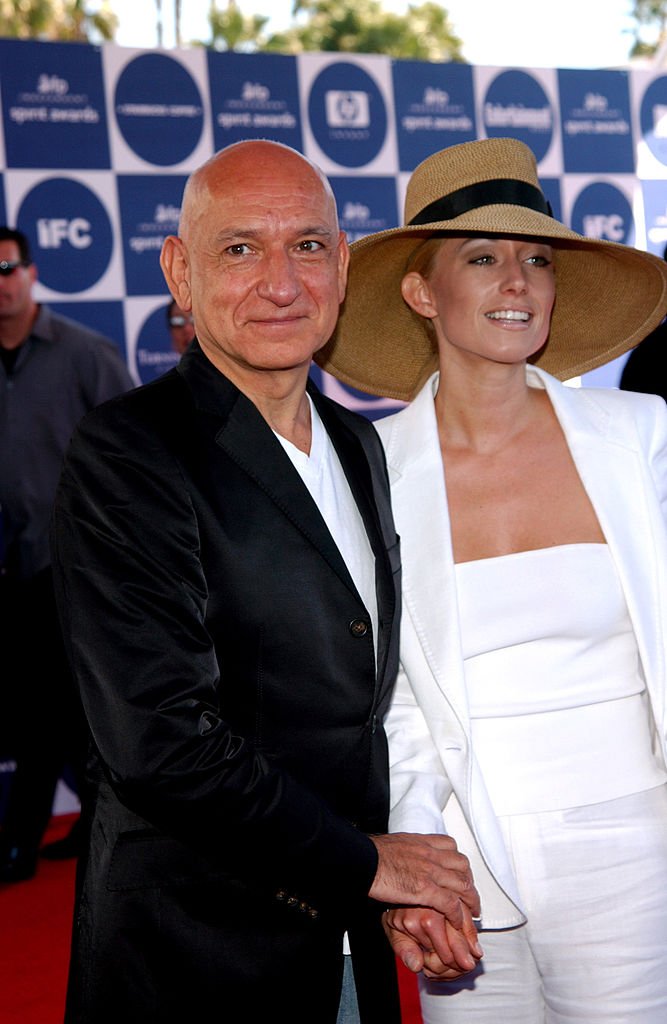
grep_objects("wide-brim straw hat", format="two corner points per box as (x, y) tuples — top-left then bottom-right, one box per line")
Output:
(316, 137), (667, 401)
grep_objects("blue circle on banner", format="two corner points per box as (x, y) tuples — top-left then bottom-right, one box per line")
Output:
(640, 74), (667, 167)
(308, 62), (387, 168)
(17, 177), (112, 293)
(135, 305), (180, 384)
(114, 53), (204, 166)
(570, 182), (634, 245)
(483, 71), (553, 163)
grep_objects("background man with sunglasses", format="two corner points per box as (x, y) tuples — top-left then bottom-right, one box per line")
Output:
(0, 226), (133, 883)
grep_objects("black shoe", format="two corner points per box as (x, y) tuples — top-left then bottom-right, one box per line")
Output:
(0, 844), (38, 883)
(40, 826), (80, 861)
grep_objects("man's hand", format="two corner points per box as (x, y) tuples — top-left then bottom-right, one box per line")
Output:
(368, 833), (481, 926)
(383, 905), (483, 978)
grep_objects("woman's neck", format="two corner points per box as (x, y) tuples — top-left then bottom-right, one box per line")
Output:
(434, 358), (542, 455)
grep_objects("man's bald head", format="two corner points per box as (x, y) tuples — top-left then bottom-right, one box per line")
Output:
(179, 140), (339, 244)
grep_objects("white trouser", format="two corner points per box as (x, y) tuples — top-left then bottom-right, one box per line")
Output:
(420, 785), (667, 1023)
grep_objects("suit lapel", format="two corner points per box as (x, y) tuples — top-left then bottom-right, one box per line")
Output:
(379, 376), (470, 724)
(216, 388), (361, 595)
(177, 344), (357, 593)
(312, 387), (388, 566)
(312, 386), (398, 684)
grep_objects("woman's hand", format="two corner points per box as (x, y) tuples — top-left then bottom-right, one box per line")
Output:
(383, 903), (483, 980)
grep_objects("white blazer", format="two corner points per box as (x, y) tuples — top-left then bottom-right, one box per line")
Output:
(377, 366), (667, 927)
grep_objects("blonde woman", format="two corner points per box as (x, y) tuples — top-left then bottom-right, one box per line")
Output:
(318, 137), (667, 1023)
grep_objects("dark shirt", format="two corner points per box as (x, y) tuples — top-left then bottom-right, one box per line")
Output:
(619, 321), (667, 403)
(0, 305), (133, 579)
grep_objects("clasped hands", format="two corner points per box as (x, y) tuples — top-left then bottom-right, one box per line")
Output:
(369, 833), (483, 981)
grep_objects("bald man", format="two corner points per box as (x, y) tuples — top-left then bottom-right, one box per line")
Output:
(51, 141), (480, 1024)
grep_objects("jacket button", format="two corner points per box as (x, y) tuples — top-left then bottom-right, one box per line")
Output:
(349, 618), (369, 637)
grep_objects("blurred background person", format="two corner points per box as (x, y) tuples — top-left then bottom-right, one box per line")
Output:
(0, 226), (133, 883)
(167, 297), (195, 355)
(619, 242), (667, 403)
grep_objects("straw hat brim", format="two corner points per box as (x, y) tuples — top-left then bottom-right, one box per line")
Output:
(317, 205), (667, 402)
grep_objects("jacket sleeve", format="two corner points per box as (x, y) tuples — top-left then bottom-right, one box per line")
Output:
(385, 653), (453, 837)
(637, 392), (667, 523)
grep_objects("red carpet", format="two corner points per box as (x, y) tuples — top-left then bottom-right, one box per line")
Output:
(0, 813), (422, 1023)
(398, 959), (423, 1022)
(0, 813), (76, 1024)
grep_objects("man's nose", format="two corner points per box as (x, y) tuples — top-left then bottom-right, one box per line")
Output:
(256, 250), (301, 304)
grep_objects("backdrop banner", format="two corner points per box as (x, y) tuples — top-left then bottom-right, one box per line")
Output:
(2, 38), (667, 414)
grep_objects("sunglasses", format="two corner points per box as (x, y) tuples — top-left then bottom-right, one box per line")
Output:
(169, 315), (194, 328)
(0, 259), (30, 276)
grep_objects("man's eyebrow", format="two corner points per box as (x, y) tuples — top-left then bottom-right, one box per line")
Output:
(214, 225), (336, 244)
(213, 228), (259, 244)
(296, 226), (336, 238)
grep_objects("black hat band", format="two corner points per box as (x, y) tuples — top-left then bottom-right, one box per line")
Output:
(408, 178), (553, 226)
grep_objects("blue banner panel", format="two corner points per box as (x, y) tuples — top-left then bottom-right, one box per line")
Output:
(559, 69), (634, 173)
(640, 180), (667, 257)
(482, 69), (554, 164)
(1, 39), (664, 390)
(540, 177), (563, 223)
(0, 39), (110, 169)
(570, 181), (635, 245)
(16, 176), (114, 293)
(50, 300), (127, 360)
(117, 174), (187, 295)
(134, 302), (180, 385)
(307, 60), (388, 168)
(113, 52), (205, 167)
(392, 60), (476, 171)
(208, 51), (302, 152)
(639, 74), (667, 169)
(329, 175), (399, 242)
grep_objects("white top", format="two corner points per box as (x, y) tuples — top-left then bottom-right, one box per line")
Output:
(273, 395), (378, 664)
(455, 543), (666, 815)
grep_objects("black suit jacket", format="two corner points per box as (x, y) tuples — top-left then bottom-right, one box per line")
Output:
(51, 342), (402, 1023)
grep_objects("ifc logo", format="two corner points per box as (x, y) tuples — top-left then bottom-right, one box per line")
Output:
(570, 182), (633, 245)
(17, 177), (113, 293)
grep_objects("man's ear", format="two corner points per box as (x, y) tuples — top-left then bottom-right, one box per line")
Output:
(336, 231), (350, 305)
(160, 236), (192, 311)
(401, 271), (437, 319)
